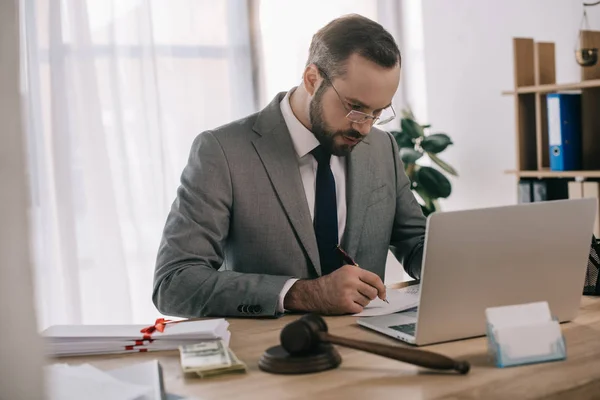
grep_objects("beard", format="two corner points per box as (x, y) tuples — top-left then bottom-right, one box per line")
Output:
(309, 84), (364, 157)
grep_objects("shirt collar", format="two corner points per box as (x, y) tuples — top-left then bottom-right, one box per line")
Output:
(280, 87), (320, 159)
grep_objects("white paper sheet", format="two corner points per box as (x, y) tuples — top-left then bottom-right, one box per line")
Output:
(354, 284), (421, 317)
(46, 364), (152, 400)
(485, 301), (552, 329)
(46, 361), (202, 400)
(106, 360), (164, 400)
(43, 319), (229, 340)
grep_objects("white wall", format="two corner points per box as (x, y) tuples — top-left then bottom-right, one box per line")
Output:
(0, 0), (45, 398)
(258, 0), (378, 107)
(419, 0), (600, 212)
(385, 0), (600, 283)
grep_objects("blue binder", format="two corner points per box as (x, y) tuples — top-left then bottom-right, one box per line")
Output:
(546, 93), (582, 171)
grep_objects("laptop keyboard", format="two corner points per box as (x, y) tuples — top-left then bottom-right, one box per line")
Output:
(385, 284), (420, 337)
(389, 323), (416, 336)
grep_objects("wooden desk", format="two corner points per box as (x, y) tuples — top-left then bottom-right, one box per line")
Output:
(60, 296), (600, 399)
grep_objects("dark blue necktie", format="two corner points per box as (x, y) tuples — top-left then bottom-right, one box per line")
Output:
(311, 145), (339, 275)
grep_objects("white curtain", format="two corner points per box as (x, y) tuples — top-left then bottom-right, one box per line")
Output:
(380, 0), (428, 124)
(21, 0), (256, 329)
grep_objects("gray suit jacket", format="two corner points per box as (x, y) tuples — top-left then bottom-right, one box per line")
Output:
(153, 91), (426, 318)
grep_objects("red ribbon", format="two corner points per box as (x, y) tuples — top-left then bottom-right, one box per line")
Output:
(140, 318), (181, 339)
(124, 346), (149, 353)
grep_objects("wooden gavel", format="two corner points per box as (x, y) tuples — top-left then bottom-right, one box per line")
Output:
(280, 314), (470, 374)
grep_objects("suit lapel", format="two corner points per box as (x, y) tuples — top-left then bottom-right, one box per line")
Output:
(252, 93), (321, 276)
(342, 141), (374, 258)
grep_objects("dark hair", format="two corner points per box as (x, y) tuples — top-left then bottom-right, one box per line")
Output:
(306, 14), (401, 80)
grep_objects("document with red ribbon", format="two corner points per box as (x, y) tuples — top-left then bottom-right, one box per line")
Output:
(42, 318), (230, 357)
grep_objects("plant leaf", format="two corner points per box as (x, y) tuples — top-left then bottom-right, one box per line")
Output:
(413, 184), (433, 208)
(415, 166), (452, 199)
(401, 117), (424, 139)
(390, 130), (413, 148)
(421, 133), (453, 154)
(428, 153), (458, 176)
(401, 107), (416, 120)
(420, 204), (433, 217)
(400, 148), (423, 165)
(405, 163), (417, 183)
(421, 124), (431, 129)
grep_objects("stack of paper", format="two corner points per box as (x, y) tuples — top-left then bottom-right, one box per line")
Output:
(42, 319), (230, 357)
(46, 360), (199, 400)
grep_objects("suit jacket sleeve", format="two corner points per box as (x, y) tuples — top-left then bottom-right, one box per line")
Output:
(387, 132), (427, 279)
(152, 131), (294, 318)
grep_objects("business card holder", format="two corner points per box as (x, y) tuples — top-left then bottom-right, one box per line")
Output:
(485, 302), (566, 368)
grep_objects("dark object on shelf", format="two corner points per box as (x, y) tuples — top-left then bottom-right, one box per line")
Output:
(575, 5), (599, 67)
(576, 48), (598, 67)
(519, 179), (533, 203)
(520, 179), (570, 203)
(584, 235), (600, 295)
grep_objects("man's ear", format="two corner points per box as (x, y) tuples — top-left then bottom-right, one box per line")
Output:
(303, 64), (321, 96)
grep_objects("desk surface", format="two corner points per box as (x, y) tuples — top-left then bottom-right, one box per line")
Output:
(61, 296), (600, 400)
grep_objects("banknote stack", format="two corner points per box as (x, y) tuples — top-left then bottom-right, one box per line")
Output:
(179, 340), (247, 378)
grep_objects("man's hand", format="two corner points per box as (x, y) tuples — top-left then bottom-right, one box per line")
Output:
(283, 265), (387, 314)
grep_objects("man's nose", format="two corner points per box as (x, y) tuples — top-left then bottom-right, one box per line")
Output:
(353, 121), (372, 136)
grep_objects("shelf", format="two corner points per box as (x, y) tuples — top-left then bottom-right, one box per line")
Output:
(505, 170), (600, 178)
(502, 79), (600, 95)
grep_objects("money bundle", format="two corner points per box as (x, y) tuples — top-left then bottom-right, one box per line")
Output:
(179, 340), (247, 378)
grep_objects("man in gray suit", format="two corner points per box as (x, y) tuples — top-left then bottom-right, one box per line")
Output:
(153, 14), (426, 318)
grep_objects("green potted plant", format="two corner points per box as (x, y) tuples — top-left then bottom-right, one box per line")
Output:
(390, 109), (458, 217)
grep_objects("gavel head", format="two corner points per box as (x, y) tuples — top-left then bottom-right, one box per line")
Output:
(280, 314), (328, 355)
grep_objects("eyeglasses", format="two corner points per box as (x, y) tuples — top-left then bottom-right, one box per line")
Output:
(318, 68), (396, 126)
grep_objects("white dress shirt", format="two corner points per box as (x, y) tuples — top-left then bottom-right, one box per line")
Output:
(276, 88), (347, 312)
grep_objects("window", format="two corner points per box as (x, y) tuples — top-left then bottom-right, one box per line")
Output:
(22, 0), (255, 327)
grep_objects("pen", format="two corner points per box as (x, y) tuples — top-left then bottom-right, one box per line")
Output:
(335, 245), (389, 304)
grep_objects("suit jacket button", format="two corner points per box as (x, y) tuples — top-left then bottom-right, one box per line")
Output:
(254, 305), (262, 313)
(237, 305), (244, 312)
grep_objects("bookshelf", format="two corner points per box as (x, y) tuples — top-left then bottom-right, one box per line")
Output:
(502, 31), (600, 179)
(507, 170), (600, 179)
(501, 78), (600, 95)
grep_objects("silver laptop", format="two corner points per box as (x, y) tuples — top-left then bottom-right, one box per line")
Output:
(358, 198), (597, 346)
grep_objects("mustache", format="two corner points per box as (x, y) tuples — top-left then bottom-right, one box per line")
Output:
(337, 130), (362, 140)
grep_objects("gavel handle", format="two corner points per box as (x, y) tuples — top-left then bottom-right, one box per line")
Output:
(319, 332), (470, 374)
